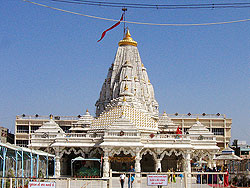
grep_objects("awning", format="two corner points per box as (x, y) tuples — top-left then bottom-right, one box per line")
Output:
(0, 142), (54, 157)
(71, 156), (101, 162)
(214, 154), (242, 161)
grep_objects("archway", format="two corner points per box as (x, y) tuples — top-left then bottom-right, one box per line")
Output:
(161, 153), (183, 172)
(110, 151), (135, 172)
(140, 153), (156, 172)
(60, 148), (85, 176)
(61, 152), (79, 176)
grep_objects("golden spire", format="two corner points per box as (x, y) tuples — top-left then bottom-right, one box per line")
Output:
(196, 117), (199, 122)
(124, 84), (128, 91)
(118, 29), (137, 47)
(123, 96), (126, 102)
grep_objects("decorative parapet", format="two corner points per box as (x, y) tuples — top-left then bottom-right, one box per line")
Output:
(167, 113), (226, 119)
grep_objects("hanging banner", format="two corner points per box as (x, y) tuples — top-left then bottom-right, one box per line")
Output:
(28, 182), (56, 188)
(108, 156), (135, 163)
(147, 175), (168, 186)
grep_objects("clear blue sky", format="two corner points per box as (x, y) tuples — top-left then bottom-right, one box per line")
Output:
(1, 0), (250, 144)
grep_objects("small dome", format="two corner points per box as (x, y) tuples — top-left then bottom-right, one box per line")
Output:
(118, 29), (137, 47)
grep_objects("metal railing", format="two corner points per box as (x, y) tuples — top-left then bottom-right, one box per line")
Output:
(16, 115), (79, 121)
(110, 171), (229, 188)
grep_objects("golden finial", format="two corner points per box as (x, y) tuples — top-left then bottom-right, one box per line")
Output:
(196, 117), (199, 122)
(49, 114), (53, 120)
(118, 28), (137, 47)
(123, 97), (126, 102)
(124, 84), (128, 91)
(141, 63), (144, 67)
(148, 79), (150, 83)
(125, 75), (128, 79)
(86, 109), (89, 112)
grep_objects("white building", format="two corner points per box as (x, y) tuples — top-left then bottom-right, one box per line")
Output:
(16, 30), (231, 178)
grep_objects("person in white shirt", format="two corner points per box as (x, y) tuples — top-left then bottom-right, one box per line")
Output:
(120, 173), (126, 188)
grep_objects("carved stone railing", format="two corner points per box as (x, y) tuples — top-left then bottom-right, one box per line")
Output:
(189, 136), (216, 141)
(104, 132), (139, 137)
(32, 134), (57, 139)
(65, 133), (87, 138)
(64, 133), (103, 138)
(141, 134), (189, 140)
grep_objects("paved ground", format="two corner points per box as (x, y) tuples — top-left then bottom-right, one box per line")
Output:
(51, 178), (217, 188)
(110, 177), (216, 188)
(11, 177), (223, 188)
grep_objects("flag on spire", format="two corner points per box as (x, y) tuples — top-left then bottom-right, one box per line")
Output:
(97, 14), (124, 42)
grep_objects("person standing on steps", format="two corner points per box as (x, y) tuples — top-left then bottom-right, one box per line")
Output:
(120, 173), (126, 188)
(128, 165), (135, 188)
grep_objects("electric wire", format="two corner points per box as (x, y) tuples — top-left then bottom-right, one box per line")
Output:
(52, 0), (250, 9)
(23, 0), (250, 26)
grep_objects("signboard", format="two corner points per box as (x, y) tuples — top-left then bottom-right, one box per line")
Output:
(28, 182), (56, 188)
(147, 175), (168, 186)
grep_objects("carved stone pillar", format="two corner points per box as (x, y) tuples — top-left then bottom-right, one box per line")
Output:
(212, 153), (216, 167)
(54, 147), (61, 177)
(103, 148), (110, 177)
(156, 159), (162, 172)
(184, 150), (192, 188)
(135, 148), (141, 178)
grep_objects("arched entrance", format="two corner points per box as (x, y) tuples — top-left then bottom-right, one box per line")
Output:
(110, 151), (135, 172)
(59, 148), (86, 176)
(161, 153), (183, 172)
(61, 152), (79, 176)
(140, 152), (156, 172)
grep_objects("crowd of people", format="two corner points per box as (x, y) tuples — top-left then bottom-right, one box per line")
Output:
(196, 166), (229, 187)
(119, 165), (230, 188)
(119, 165), (135, 188)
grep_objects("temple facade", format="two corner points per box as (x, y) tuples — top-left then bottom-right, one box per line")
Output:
(16, 30), (231, 178)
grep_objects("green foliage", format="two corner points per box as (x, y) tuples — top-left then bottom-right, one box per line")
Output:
(76, 167), (100, 177)
(6, 168), (15, 178)
(6, 168), (15, 187)
(38, 169), (45, 179)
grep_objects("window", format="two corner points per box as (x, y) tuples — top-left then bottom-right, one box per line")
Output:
(60, 126), (70, 132)
(16, 140), (28, 147)
(212, 128), (224, 135)
(241, 151), (249, 155)
(31, 126), (40, 133)
(17, 125), (29, 133)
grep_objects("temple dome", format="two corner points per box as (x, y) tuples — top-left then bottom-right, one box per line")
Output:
(35, 119), (64, 134)
(189, 119), (213, 136)
(69, 109), (93, 132)
(95, 29), (159, 119)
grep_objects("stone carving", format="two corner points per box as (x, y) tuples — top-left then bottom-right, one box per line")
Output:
(160, 149), (184, 160)
(140, 149), (157, 160)
(109, 147), (136, 157)
(59, 148), (85, 158)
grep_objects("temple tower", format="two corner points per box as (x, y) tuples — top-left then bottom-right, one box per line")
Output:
(95, 29), (159, 119)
